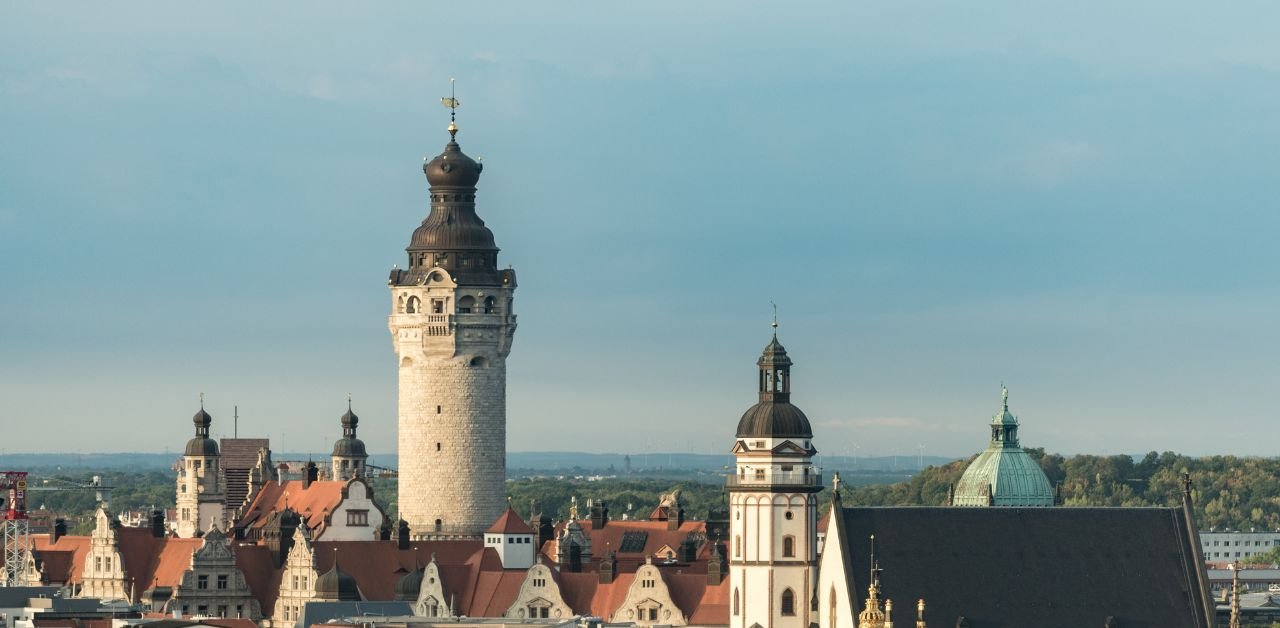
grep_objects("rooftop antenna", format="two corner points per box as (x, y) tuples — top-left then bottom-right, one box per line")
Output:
(234, 405), (238, 438)
(441, 78), (460, 139)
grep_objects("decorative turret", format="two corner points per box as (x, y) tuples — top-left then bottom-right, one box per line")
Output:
(952, 386), (1054, 507)
(729, 316), (821, 628)
(735, 322), (813, 441)
(176, 397), (226, 538)
(389, 85), (518, 539)
(331, 398), (368, 481)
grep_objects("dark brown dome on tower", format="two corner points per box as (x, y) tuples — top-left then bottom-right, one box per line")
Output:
(391, 123), (509, 287)
(186, 405), (219, 456)
(423, 131), (483, 189)
(735, 333), (813, 439)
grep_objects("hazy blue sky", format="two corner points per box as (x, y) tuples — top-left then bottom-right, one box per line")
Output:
(3, 2), (1279, 459)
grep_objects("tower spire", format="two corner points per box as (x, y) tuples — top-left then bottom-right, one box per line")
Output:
(441, 78), (460, 140)
(771, 301), (778, 339)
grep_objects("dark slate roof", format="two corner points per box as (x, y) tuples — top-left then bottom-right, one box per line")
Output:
(735, 401), (812, 439)
(836, 506), (1213, 628)
(295, 601), (413, 628)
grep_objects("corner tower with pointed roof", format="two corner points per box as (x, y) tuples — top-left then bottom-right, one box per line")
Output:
(176, 402), (227, 538)
(389, 99), (517, 539)
(951, 386), (1054, 507)
(728, 324), (821, 628)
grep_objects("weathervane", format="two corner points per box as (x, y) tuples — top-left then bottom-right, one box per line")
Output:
(770, 301), (778, 338)
(440, 78), (460, 139)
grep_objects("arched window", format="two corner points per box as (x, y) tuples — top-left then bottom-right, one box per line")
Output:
(397, 294), (406, 313)
(733, 588), (740, 616)
(457, 295), (475, 313)
(783, 535), (795, 557)
(483, 296), (496, 314)
(734, 535), (741, 557)
(781, 588), (795, 616)
(406, 296), (420, 314)
(434, 518), (443, 532)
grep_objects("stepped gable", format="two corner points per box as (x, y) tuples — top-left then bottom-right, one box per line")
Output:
(837, 506), (1213, 628)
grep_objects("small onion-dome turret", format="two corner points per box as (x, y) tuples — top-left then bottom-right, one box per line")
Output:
(315, 561), (360, 601)
(185, 405), (219, 456)
(735, 331), (813, 439)
(394, 566), (424, 601)
(332, 403), (368, 458)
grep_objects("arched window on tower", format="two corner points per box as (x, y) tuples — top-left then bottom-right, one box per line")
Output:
(734, 535), (741, 558)
(398, 295), (406, 314)
(434, 519), (443, 532)
(406, 296), (420, 314)
(483, 296), (495, 314)
(733, 589), (740, 616)
(783, 535), (795, 557)
(829, 586), (837, 627)
(457, 295), (475, 314)
(781, 588), (795, 616)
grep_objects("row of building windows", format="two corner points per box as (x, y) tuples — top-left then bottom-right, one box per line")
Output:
(401, 295), (500, 315)
(1206, 540), (1272, 547)
(731, 534), (796, 558)
(195, 574), (230, 589)
(485, 535), (532, 544)
(182, 604), (243, 618)
(732, 588), (796, 616)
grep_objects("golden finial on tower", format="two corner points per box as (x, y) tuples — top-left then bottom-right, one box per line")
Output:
(441, 78), (460, 139)
(916, 599), (927, 628)
(569, 496), (579, 521)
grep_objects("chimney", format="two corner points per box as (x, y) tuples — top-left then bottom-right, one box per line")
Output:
(590, 501), (609, 529)
(597, 551), (617, 584)
(396, 520), (411, 550)
(52, 519), (67, 544)
(667, 504), (684, 531)
(303, 461), (318, 488)
(678, 538), (698, 563)
(537, 515), (554, 549)
(151, 509), (165, 538)
(707, 543), (727, 585)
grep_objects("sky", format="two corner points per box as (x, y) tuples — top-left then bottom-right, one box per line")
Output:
(3, 2), (1279, 459)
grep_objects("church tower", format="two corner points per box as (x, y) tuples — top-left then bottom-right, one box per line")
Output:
(331, 400), (368, 481)
(388, 103), (517, 539)
(728, 325), (821, 628)
(176, 402), (226, 538)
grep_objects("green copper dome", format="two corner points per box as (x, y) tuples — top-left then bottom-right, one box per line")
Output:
(952, 387), (1054, 508)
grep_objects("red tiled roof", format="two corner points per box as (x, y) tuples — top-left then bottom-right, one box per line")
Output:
(32, 534), (91, 584)
(312, 540), (485, 602)
(116, 527), (203, 600)
(486, 508), (535, 535)
(548, 519), (710, 573)
(237, 480), (349, 536)
(233, 543), (283, 616)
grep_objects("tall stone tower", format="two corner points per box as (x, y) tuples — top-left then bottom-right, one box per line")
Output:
(728, 327), (820, 628)
(389, 113), (517, 539)
(176, 403), (227, 538)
